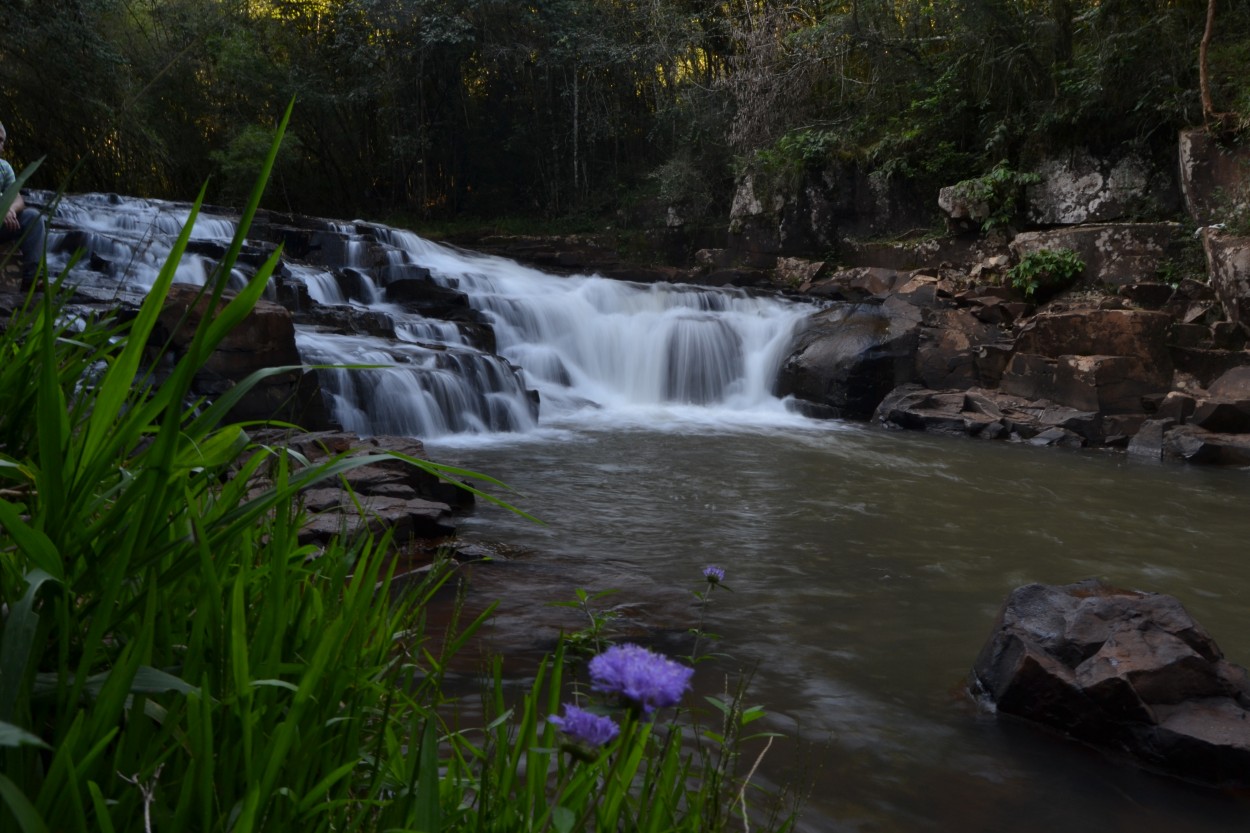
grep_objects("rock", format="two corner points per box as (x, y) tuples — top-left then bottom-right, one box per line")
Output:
(874, 385), (1005, 437)
(970, 580), (1250, 787)
(1010, 224), (1183, 287)
(1051, 355), (1167, 414)
(915, 309), (1003, 390)
(1013, 308), (1174, 371)
(1208, 366), (1250, 399)
(1189, 399), (1250, 433)
(1127, 418), (1175, 460)
(774, 256), (829, 289)
(299, 490), (455, 546)
(1178, 128), (1250, 224)
(152, 283), (332, 428)
(1025, 149), (1177, 226)
(1202, 230), (1250, 327)
(1162, 426), (1250, 466)
(775, 297), (923, 419)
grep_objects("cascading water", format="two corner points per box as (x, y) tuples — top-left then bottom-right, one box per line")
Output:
(34, 191), (820, 439)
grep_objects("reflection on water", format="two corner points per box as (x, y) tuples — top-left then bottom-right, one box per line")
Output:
(429, 422), (1250, 833)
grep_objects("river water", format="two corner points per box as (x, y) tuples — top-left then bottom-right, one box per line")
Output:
(42, 194), (1250, 831)
(425, 411), (1250, 832)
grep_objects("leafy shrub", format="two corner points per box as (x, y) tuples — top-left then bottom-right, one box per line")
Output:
(1008, 247), (1085, 299)
(949, 160), (1042, 230)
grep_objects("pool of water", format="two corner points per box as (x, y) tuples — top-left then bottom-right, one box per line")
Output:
(428, 420), (1250, 832)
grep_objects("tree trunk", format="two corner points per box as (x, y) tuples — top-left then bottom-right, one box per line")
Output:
(1200, 0), (1217, 127)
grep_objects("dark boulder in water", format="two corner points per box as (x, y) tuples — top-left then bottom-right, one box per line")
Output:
(971, 580), (1250, 788)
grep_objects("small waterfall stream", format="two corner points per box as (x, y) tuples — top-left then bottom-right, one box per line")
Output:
(36, 192), (819, 438)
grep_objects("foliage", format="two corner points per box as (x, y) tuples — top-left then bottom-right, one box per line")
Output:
(1008, 247), (1086, 299)
(949, 161), (1042, 231)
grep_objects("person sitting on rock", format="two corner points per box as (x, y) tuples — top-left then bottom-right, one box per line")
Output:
(0, 120), (47, 283)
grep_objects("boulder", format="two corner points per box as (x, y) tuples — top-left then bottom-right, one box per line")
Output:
(1010, 224), (1183, 287)
(775, 296), (922, 419)
(971, 580), (1250, 787)
(1025, 149), (1178, 226)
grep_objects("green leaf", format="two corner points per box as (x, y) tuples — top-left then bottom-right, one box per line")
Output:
(0, 721), (50, 750)
(0, 772), (50, 833)
(0, 569), (61, 721)
(551, 805), (576, 833)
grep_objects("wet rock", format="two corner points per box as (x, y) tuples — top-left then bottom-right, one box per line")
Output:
(971, 580), (1250, 787)
(776, 296), (922, 419)
(1010, 224), (1183, 287)
(874, 385), (1004, 437)
(1163, 426), (1250, 466)
(1126, 418), (1175, 460)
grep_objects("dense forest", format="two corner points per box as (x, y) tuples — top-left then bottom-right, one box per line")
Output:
(3, 1), (1248, 227)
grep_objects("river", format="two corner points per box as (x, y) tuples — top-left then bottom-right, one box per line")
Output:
(43, 193), (1250, 831)
(426, 417), (1250, 832)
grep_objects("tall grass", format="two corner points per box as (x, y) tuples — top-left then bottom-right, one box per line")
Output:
(0, 104), (798, 832)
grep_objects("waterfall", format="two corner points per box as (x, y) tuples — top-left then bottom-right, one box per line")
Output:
(35, 192), (818, 439)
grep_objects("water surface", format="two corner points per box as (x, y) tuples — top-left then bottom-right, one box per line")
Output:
(429, 422), (1250, 833)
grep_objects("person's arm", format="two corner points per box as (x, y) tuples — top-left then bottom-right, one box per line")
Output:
(3, 191), (22, 232)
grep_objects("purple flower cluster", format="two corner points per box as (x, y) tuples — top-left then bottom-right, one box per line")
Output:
(588, 643), (694, 714)
(702, 565), (725, 584)
(549, 703), (620, 747)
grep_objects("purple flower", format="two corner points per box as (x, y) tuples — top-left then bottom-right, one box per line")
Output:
(588, 643), (694, 714)
(549, 703), (619, 747)
(702, 565), (725, 584)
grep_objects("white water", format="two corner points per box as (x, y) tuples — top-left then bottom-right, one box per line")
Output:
(36, 193), (823, 440)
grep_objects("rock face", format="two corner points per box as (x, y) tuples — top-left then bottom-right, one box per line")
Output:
(1025, 149), (1178, 226)
(1178, 129), (1250, 224)
(1203, 230), (1250, 327)
(971, 580), (1250, 788)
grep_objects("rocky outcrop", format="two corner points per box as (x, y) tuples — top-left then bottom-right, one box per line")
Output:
(970, 580), (1250, 788)
(729, 165), (931, 265)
